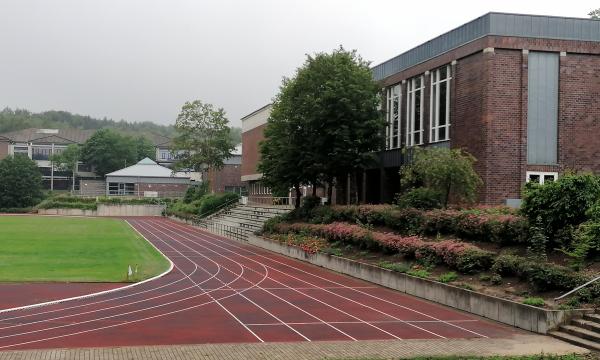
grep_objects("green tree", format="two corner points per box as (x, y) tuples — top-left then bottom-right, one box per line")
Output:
(134, 136), (156, 161)
(259, 47), (385, 205)
(0, 155), (43, 208)
(172, 100), (235, 172)
(50, 144), (81, 192)
(400, 147), (482, 208)
(590, 8), (600, 19)
(81, 129), (137, 176)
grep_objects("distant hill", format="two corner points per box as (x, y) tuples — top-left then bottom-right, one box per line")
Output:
(0, 108), (175, 137)
(0, 108), (242, 144)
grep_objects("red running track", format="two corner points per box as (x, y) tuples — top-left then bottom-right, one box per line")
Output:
(0, 217), (518, 350)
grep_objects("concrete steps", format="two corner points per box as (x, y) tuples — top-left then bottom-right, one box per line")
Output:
(550, 309), (600, 350)
(202, 203), (290, 241)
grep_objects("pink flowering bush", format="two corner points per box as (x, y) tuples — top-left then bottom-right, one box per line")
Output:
(273, 222), (493, 273)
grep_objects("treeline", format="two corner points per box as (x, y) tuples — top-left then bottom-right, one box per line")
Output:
(0, 108), (175, 137)
(0, 108), (242, 144)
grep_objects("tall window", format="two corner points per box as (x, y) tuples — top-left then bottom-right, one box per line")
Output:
(430, 65), (451, 142)
(406, 76), (424, 146)
(386, 84), (401, 149)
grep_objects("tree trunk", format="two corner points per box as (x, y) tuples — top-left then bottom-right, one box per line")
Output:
(312, 183), (317, 197)
(72, 168), (76, 193)
(294, 183), (301, 208)
(353, 171), (359, 205)
(327, 178), (334, 205)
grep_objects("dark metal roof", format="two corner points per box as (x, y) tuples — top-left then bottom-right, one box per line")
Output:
(372, 12), (600, 81)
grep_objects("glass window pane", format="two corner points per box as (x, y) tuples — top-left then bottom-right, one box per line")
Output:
(440, 66), (447, 79)
(439, 126), (446, 140)
(544, 175), (556, 183)
(439, 82), (447, 126)
(529, 174), (541, 183)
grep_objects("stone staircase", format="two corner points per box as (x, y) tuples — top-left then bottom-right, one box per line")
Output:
(201, 204), (291, 241)
(550, 310), (600, 350)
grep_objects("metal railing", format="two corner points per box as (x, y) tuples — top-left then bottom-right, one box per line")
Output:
(554, 275), (600, 301)
(244, 196), (294, 209)
(194, 221), (250, 242)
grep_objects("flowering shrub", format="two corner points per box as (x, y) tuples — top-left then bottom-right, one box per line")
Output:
(291, 204), (530, 245)
(268, 233), (328, 254)
(274, 222), (493, 273)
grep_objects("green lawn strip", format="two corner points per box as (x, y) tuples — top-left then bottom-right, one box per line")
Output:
(0, 216), (169, 282)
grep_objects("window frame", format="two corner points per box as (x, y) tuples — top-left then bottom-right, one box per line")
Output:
(429, 65), (451, 143)
(526, 171), (558, 185)
(406, 75), (425, 147)
(385, 84), (402, 150)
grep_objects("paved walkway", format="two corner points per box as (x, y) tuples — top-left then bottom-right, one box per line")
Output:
(0, 335), (588, 360)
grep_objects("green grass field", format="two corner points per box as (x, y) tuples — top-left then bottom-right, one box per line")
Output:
(0, 216), (170, 282)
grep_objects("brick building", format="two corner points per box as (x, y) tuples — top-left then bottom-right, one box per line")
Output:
(241, 13), (600, 205)
(206, 146), (245, 194)
(241, 104), (273, 196)
(370, 12), (600, 205)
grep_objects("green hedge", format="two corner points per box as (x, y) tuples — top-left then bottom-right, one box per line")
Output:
(166, 192), (240, 219)
(0, 207), (34, 213)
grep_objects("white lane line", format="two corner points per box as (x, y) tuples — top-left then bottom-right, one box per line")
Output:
(160, 220), (462, 339)
(0, 219), (175, 316)
(140, 220), (311, 342)
(245, 319), (480, 326)
(169, 218), (490, 338)
(0, 219), (268, 350)
(149, 221), (397, 341)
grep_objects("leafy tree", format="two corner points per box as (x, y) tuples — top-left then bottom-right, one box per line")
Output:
(0, 155), (43, 208)
(172, 100), (235, 172)
(400, 147), (482, 208)
(259, 79), (309, 207)
(50, 144), (81, 192)
(134, 136), (156, 161)
(81, 129), (137, 176)
(229, 127), (242, 145)
(590, 8), (600, 19)
(259, 47), (384, 205)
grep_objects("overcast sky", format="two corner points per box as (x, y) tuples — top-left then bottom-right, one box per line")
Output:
(0, 0), (596, 128)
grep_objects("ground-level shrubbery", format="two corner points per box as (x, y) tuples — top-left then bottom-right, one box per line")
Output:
(35, 194), (167, 211)
(166, 192), (240, 219)
(286, 203), (529, 245)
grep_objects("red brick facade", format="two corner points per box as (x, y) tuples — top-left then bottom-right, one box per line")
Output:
(242, 124), (266, 177)
(207, 164), (244, 193)
(135, 183), (189, 197)
(378, 36), (600, 204)
(0, 141), (8, 160)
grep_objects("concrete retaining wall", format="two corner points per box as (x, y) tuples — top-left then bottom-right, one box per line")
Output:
(247, 234), (593, 334)
(39, 204), (165, 217)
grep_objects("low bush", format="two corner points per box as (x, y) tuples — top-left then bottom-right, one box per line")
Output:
(268, 233), (327, 254)
(491, 254), (590, 293)
(0, 207), (34, 213)
(36, 198), (98, 210)
(273, 222), (493, 273)
(521, 173), (600, 246)
(407, 269), (431, 278)
(377, 261), (409, 273)
(522, 297), (545, 307)
(197, 193), (240, 217)
(437, 272), (458, 283)
(183, 182), (209, 203)
(396, 187), (442, 210)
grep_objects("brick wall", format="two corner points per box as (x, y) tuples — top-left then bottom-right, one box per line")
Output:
(0, 141), (8, 160)
(558, 53), (600, 173)
(207, 164), (244, 193)
(242, 124), (266, 177)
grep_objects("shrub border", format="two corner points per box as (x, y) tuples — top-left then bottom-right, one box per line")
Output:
(245, 233), (592, 334)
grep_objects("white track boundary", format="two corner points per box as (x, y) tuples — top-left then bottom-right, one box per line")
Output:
(0, 219), (174, 315)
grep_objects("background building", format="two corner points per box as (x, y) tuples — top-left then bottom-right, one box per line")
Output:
(241, 104), (273, 197)
(105, 157), (191, 197)
(206, 145), (245, 194)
